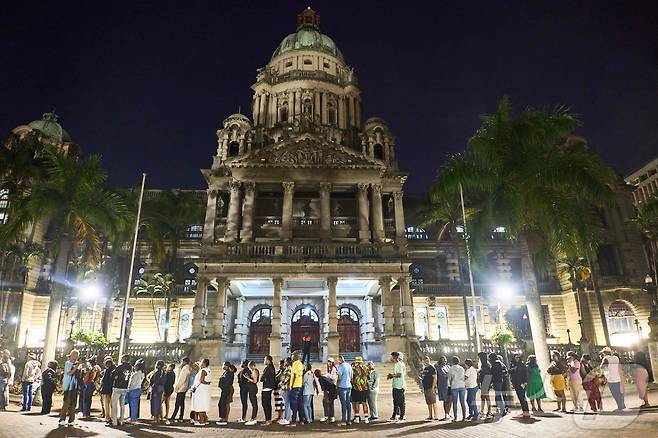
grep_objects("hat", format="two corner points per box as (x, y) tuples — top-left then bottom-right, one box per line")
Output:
(28, 352), (36, 359)
(327, 358), (335, 363)
(67, 349), (79, 358)
(354, 356), (363, 363)
(600, 346), (612, 355)
(103, 355), (113, 363)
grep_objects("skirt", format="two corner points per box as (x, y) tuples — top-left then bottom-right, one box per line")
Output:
(274, 390), (284, 412)
(551, 374), (567, 392)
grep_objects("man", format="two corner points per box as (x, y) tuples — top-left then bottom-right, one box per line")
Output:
(170, 356), (191, 423)
(387, 351), (406, 423)
(0, 350), (12, 411)
(351, 356), (370, 423)
(336, 355), (353, 426)
(420, 356), (438, 421)
(40, 361), (58, 415)
(288, 350), (304, 425)
(59, 349), (80, 427)
(109, 354), (132, 426)
(489, 353), (508, 417)
(367, 361), (379, 421)
(435, 355), (451, 420)
(600, 347), (626, 411)
(301, 334), (312, 365)
(99, 356), (115, 422)
(20, 352), (41, 411)
(566, 351), (583, 412)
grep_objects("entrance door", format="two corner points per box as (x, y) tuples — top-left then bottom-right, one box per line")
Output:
(290, 307), (320, 353)
(249, 308), (272, 354)
(337, 307), (361, 352)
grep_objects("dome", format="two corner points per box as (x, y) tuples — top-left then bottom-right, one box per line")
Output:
(223, 113), (252, 126)
(271, 8), (344, 62)
(28, 112), (71, 144)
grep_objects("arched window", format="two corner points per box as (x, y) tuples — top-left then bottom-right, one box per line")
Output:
(373, 143), (384, 160)
(292, 306), (319, 322)
(252, 307), (272, 323)
(607, 300), (635, 334)
(279, 105), (289, 122)
(0, 190), (8, 224)
(405, 226), (428, 240)
(228, 141), (240, 157)
(337, 306), (359, 321)
(303, 99), (313, 114)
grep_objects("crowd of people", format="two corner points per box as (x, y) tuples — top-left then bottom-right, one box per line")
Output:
(0, 345), (652, 429)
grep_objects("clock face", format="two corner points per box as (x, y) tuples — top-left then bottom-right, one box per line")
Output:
(411, 265), (421, 275)
(137, 266), (145, 275)
(188, 266), (197, 275)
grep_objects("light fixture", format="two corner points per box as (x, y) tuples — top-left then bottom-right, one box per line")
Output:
(645, 274), (653, 285)
(10, 316), (18, 324)
(494, 282), (515, 300)
(80, 282), (101, 300)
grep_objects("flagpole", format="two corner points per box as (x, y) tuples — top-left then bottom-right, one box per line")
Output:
(118, 173), (147, 358)
(460, 183), (481, 353)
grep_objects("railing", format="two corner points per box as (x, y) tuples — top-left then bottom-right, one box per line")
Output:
(418, 339), (526, 359)
(212, 242), (401, 260)
(414, 280), (562, 296)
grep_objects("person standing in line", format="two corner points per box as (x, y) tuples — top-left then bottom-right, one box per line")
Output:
(448, 356), (466, 421)
(600, 347), (626, 411)
(350, 356), (370, 423)
(260, 355), (277, 426)
(169, 356), (191, 423)
(387, 351), (407, 423)
(631, 352), (650, 408)
(273, 359), (285, 423)
(191, 358), (212, 426)
(99, 356), (115, 421)
(547, 351), (568, 413)
(489, 353), (508, 418)
(420, 356), (438, 421)
(336, 355), (353, 426)
(125, 361), (145, 424)
(237, 360), (251, 423)
(525, 355), (546, 413)
(326, 358), (338, 383)
(435, 355), (452, 420)
(316, 368), (337, 422)
(477, 352), (492, 417)
(278, 357), (292, 425)
(39, 361), (58, 415)
(367, 361), (379, 421)
(244, 360), (260, 425)
(288, 351), (305, 426)
(187, 362), (199, 421)
(0, 351), (12, 411)
(580, 354), (602, 413)
(20, 352), (41, 411)
(464, 359), (479, 421)
(509, 354), (530, 418)
(566, 351), (584, 412)
(81, 356), (101, 419)
(162, 363), (175, 422)
(302, 334), (312, 365)
(148, 360), (166, 422)
(302, 363), (317, 424)
(59, 349), (81, 427)
(217, 361), (235, 425)
(109, 354), (132, 427)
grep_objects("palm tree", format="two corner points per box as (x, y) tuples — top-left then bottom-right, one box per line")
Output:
(0, 150), (128, 365)
(635, 196), (658, 282)
(431, 97), (617, 370)
(133, 272), (175, 342)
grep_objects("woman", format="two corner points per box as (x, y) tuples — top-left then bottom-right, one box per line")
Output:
(126, 361), (145, 424)
(316, 368), (337, 422)
(149, 361), (166, 422)
(476, 352), (492, 418)
(237, 360), (251, 423)
(509, 354), (529, 418)
(631, 352), (650, 408)
(163, 363), (176, 423)
(302, 363), (317, 424)
(547, 351), (568, 413)
(81, 356), (101, 418)
(326, 358), (338, 383)
(278, 357), (292, 425)
(40, 361), (58, 415)
(580, 354), (602, 412)
(273, 360), (285, 423)
(525, 355), (546, 413)
(436, 355), (452, 420)
(188, 362), (200, 421)
(0, 354), (10, 411)
(261, 355), (277, 426)
(448, 356), (466, 421)
(191, 359), (212, 426)
(217, 361), (235, 425)
(463, 359), (479, 421)
(245, 361), (260, 425)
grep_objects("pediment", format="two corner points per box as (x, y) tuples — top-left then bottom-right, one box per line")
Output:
(227, 134), (385, 170)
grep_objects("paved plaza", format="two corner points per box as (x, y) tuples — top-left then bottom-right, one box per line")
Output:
(1, 388), (656, 438)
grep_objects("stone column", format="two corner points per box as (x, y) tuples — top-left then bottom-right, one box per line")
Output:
(398, 275), (416, 337)
(259, 93), (267, 126)
(348, 96), (356, 127)
(356, 183), (371, 243)
(327, 277), (339, 359)
(393, 191), (406, 245)
(281, 182), (295, 241)
(270, 278), (283, 364)
(252, 95), (259, 124)
(294, 90), (302, 118)
(370, 184), (385, 242)
(192, 277), (209, 338)
(364, 296), (375, 341)
(281, 296), (290, 356)
(338, 96), (346, 129)
(321, 92), (328, 124)
(233, 296), (247, 344)
(240, 181), (256, 242)
(319, 182), (332, 241)
(314, 91), (321, 122)
(379, 277), (394, 336)
(213, 277), (229, 338)
(202, 189), (218, 243)
(322, 295), (330, 361)
(356, 98), (362, 127)
(225, 179), (242, 242)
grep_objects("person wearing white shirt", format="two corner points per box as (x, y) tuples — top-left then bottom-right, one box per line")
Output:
(464, 359), (479, 420)
(448, 356), (467, 421)
(600, 347), (626, 411)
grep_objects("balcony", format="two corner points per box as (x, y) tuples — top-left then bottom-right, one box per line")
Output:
(204, 242), (403, 261)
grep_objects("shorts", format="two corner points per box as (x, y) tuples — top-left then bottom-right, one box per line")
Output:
(551, 374), (566, 392)
(424, 388), (437, 405)
(350, 390), (368, 403)
(438, 385), (450, 401)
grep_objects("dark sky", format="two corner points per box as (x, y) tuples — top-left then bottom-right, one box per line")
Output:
(2, 0), (657, 192)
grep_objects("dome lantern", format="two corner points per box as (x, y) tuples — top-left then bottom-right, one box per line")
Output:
(297, 7), (320, 30)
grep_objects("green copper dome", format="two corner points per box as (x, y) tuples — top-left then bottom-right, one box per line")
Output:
(28, 112), (71, 144)
(271, 8), (344, 62)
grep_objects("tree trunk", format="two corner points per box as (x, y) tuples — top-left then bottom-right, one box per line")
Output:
(587, 254), (611, 347)
(575, 283), (596, 342)
(42, 237), (72, 368)
(101, 299), (112, 338)
(455, 245), (472, 350)
(519, 233), (550, 373)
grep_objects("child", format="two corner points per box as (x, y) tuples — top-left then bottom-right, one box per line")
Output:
(547, 351), (567, 413)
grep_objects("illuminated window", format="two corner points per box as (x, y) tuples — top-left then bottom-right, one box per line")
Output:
(252, 307), (272, 323)
(607, 300), (635, 334)
(292, 306), (319, 322)
(186, 225), (203, 239)
(405, 226), (428, 240)
(337, 307), (358, 321)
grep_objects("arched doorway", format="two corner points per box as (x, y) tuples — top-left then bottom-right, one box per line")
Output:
(249, 307), (272, 354)
(337, 307), (361, 352)
(607, 300), (638, 345)
(290, 306), (320, 353)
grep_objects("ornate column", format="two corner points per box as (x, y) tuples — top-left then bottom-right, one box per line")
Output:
(240, 181), (256, 242)
(392, 191), (406, 244)
(252, 95), (259, 124)
(321, 92), (328, 124)
(225, 179), (242, 242)
(213, 277), (229, 338)
(258, 93), (267, 126)
(281, 296), (290, 356)
(348, 96), (356, 127)
(202, 189), (218, 243)
(281, 182), (295, 241)
(270, 278), (283, 364)
(192, 277), (209, 338)
(370, 184), (385, 242)
(294, 90), (302, 118)
(356, 183), (371, 243)
(364, 296), (375, 341)
(380, 277), (394, 336)
(233, 296), (247, 344)
(338, 96), (346, 129)
(397, 275), (416, 337)
(319, 182), (332, 241)
(327, 277), (339, 358)
(322, 295), (330, 361)
(314, 91), (321, 122)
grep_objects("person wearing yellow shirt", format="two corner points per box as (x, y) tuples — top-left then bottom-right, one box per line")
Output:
(288, 351), (304, 426)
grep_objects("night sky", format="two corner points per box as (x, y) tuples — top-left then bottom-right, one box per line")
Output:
(2, 0), (657, 193)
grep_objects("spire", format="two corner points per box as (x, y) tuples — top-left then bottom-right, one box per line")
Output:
(297, 7), (320, 30)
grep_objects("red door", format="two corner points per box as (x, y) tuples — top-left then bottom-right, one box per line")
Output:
(338, 315), (361, 352)
(249, 316), (272, 354)
(290, 315), (320, 353)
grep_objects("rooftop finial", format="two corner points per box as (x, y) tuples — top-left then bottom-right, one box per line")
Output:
(297, 7), (320, 30)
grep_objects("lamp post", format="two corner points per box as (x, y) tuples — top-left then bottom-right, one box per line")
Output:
(644, 274), (658, 341)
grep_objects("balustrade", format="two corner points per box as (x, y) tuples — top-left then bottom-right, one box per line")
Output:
(218, 242), (392, 260)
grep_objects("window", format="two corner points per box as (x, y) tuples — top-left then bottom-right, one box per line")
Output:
(607, 300), (635, 334)
(292, 307), (319, 322)
(597, 244), (620, 276)
(302, 99), (313, 114)
(252, 307), (272, 323)
(509, 258), (522, 281)
(405, 226), (428, 240)
(285, 61), (293, 68)
(228, 141), (240, 157)
(0, 190), (8, 224)
(323, 62), (330, 69)
(337, 307), (358, 321)
(303, 59), (312, 65)
(279, 105), (288, 122)
(186, 225), (203, 239)
(327, 104), (337, 125)
(373, 143), (384, 159)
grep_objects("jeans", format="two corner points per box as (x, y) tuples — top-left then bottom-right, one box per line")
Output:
(240, 385), (249, 419)
(283, 390), (292, 420)
(368, 390), (378, 418)
(451, 387), (466, 419)
(608, 382), (626, 410)
(513, 384), (529, 413)
(262, 390), (273, 420)
(0, 380), (7, 409)
(82, 381), (95, 416)
(289, 388), (302, 422)
(60, 389), (78, 423)
(493, 381), (506, 415)
(41, 386), (54, 414)
(248, 384), (258, 419)
(337, 387), (352, 423)
(22, 382), (34, 410)
(111, 388), (128, 425)
(323, 393), (335, 418)
(171, 392), (186, 420)
(151, 385), (164, 417)
(392, 388), (405, 419)
(127, 388), (141, 422)
(303, 395), (313, 422)
(466, 387), (479, 419)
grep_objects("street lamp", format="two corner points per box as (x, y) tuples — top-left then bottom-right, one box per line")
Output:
(80, 282), (102, 331)
(644, 274), (658, 341)
(493, 282), (515, 329)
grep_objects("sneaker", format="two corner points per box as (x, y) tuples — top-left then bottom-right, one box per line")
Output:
(67, 421), (75, 427)
(58, 420), (67, 427)
(320, 416), (328, 422)
(237, 418), (245, 423)
(216, 421), (228, 426)
(165, 420), (171, 425)
(389, 416), (397, 422)
(278, 419), (290, 425)
(329, 417), (336, 422)
(364, 417), (369, 424)
(396, 417), (407, 423)
(245, 420), (257, 426)
(424, 416), (433, 422)
(353, 416), (360, 424)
